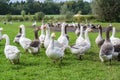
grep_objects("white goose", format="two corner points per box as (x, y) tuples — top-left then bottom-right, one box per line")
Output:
(110, 26), (120, 46)
(13, 27), (22, 43)
(44, 24), (51, 48)
(39, 23), (45, 46)
(0, 28), (3, 41)
(76, 25), (84, 44)
(28, 27), (40, 54)
(19, 24), (32, 52)
(44, 24), (64, 49)
(46, 33), (64, 63)
(57, 23), (69, 49)
(95, 25), (105, 48)
(2, 34), (21, 64)
(99, 26), (114, 64)
(69, 27), (92, 59)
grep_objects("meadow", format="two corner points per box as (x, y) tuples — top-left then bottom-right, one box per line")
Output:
(0, 21), (120, 80)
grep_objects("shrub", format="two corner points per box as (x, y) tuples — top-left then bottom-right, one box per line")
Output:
(35, 12), (45, 21)
(6, 14), (12, 21)
(21, 10), (26, 21)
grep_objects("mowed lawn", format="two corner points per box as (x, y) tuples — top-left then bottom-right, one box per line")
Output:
(0, 21), (120, 80)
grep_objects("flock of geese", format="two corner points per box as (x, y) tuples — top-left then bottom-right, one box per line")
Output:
(0, 22), (120, 65)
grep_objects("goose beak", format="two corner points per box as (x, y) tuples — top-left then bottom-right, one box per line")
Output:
(0, 28), (3, 31)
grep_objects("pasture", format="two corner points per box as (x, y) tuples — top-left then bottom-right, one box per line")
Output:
(0, 21), (120, 80)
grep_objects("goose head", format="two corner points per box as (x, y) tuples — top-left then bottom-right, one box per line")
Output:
(51, 33), (56, 38)
(105, 26), (112, 42)
(19, 24), (25, 37)
(2, 34), (8, 39)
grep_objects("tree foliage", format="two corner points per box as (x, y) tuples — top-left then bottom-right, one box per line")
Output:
(91, 0), (120, 22)
(0, 0), (91, 15)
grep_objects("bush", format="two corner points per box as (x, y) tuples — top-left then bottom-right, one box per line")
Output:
(6, 14), (12, 21)
(21, 10), (26, 21)
(65, 11), (74, 20)
(35, 12), (45, 21)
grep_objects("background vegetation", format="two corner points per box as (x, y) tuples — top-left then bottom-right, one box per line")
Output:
(0, 0), (91, 15)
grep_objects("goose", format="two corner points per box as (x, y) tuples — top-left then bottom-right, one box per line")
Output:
(46, 33), (64, 63)
(28, 27), (40, 54)
(99, 26), (114, 64)
(2, 34), (21, 64)
(44, 24), (65, 49)
(44, 24), (51, 48)
(13, 26), (22, 43)
(0, 28), (3, 41)
(76, 25), (84, 44)
(69, 27), (92, 60)
(39, 23), (45, 46)
(110, 26), (120, 46)
(57, 23), (69, 49)
(19, 24), (32, 52)
(95, 25), (105, 48)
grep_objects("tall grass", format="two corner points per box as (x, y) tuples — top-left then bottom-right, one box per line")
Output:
(0, 21), (120, 80)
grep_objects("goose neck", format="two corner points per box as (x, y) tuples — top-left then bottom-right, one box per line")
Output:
(34, 30), (39, 39)
(111, 27), (115, 38)
(49, 37), (54, 49)
(61, 25), (66, 36)
(85, 28), (90, 42)
(46, 28), (50, 39)
(21, 27), (25, 37)
(5, 35), (10, 46)
(106, 28), (110, 42)
(98, 27), (103, 38)
(79, 26), (83, 37)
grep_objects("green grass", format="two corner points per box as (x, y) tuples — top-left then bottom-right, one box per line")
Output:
(0, 21), (120, 80)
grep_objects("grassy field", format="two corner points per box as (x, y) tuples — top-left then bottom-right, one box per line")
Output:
(0, 21), (120, 80)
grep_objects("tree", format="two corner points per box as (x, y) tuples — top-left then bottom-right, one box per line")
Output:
(27, 0), (34, 3)
(60, 4), (68, 14)
(21, 10), (26, 20)
(35, 12), (45, 21)
(0, 0), (10, 3)
(91, 0), (120, 22)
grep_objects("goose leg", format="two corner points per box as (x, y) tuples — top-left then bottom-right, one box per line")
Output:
(117, 53), (120, 61)
(11, 60), (14, 64)
(25, 49), (28, 53)
(109, 59), (112, 65)
(99, 55), (104, 62)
